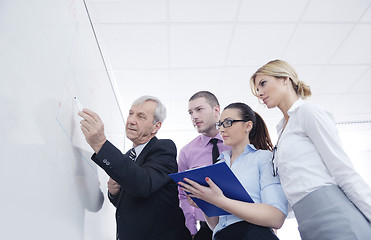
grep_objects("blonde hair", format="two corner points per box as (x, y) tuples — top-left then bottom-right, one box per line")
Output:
(250, 59), (312, 99)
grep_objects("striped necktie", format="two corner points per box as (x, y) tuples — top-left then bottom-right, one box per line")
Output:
(128, 148), (136, 161)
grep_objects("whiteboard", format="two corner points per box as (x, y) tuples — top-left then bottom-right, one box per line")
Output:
(0, 0), (124, 239)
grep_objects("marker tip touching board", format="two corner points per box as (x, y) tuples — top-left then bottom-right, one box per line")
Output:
(73, 96), (84, 111)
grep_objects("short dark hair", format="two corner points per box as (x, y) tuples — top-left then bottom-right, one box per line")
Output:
(189, 91), (219, 108)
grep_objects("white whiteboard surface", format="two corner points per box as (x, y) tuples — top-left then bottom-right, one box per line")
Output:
(0, 0), (124, 239)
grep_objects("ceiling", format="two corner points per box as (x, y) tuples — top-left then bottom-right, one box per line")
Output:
(82, 1), (371, 238)
(85, 0), (371, 150)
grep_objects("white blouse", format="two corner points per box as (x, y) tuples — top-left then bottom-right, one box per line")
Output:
(275, 99), (371, 221)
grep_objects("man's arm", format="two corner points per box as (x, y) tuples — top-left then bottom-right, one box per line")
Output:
(79, 108), (177, 198)
(92, 139), (177, 198)
(178, 149), (198, 235)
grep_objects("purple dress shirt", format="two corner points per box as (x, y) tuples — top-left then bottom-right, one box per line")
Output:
(178, 133), (231, 235)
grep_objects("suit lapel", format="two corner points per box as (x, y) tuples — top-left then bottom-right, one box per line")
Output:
(135, 137), (157, 166)
(116, 137), (158, 207)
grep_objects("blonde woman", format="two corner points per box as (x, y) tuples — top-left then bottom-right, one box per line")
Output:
(250, 59), (371, 240)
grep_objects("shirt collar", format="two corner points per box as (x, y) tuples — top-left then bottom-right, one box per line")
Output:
(244, 144), (258, 153)
(200, 132), (223, 147)
(219, 144), (257, 160)
(287, 99), (305, 116)
(133, 141), (149, 158)
(276, 99), (305, 133)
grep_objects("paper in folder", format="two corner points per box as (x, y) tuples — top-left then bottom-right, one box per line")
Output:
(169, 161), (254, 217)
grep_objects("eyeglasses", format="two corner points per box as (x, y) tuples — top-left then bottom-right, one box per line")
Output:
(272, 145), (278, 177)
(216, 119), (247, 129)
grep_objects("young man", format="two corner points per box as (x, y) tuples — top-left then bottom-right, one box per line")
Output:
(178, 91), (231, 240)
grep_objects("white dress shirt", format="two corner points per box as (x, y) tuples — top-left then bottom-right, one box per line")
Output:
(132, 142), (148, 161)
(275, 99), (371, 222)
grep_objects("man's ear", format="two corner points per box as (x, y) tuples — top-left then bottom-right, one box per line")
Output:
(152, 121), (162, 134)
(213, 105), (221, 118)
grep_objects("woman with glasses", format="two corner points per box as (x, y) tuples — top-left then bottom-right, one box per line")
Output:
(250, 59), (371, 240)
(179, 102), (288, 240)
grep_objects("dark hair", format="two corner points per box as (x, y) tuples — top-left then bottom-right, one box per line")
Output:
(224, 102), (273, 151)
(189, 91), (220, 108)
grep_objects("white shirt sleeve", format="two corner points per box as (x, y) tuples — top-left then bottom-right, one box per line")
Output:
(298, 103), (371, 222)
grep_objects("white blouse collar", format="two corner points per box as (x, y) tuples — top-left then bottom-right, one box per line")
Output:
(276, 99), (305, 133)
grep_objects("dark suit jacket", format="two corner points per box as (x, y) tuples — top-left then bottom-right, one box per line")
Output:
(92, 137), (191, 240)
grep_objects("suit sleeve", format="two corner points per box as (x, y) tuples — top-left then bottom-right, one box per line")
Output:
(91, 139), (178, 198)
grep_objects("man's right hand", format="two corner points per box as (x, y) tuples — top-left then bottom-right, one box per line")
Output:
(78, 108), (107, 154)
(108, 178), (121, 196)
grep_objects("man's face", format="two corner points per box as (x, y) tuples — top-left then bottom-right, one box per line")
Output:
(125, 101), (161, 146)
(188, 97), (220, 135)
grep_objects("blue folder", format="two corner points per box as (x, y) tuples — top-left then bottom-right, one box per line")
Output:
(170, 161), (254, 217)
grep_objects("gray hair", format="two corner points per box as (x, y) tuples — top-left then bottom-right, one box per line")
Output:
(132, 95), (167, 124)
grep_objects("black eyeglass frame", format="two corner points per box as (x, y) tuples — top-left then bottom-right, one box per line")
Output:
(272, 145), (278, 177)
(216, 119), (247, 129)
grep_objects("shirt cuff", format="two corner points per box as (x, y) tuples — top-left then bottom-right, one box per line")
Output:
(108, 191), (118, 200)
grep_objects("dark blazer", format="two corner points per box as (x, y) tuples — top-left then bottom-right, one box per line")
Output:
(92, 137), (191, 240)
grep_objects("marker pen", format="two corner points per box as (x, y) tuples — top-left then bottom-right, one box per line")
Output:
(73, 96), (84, 111)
